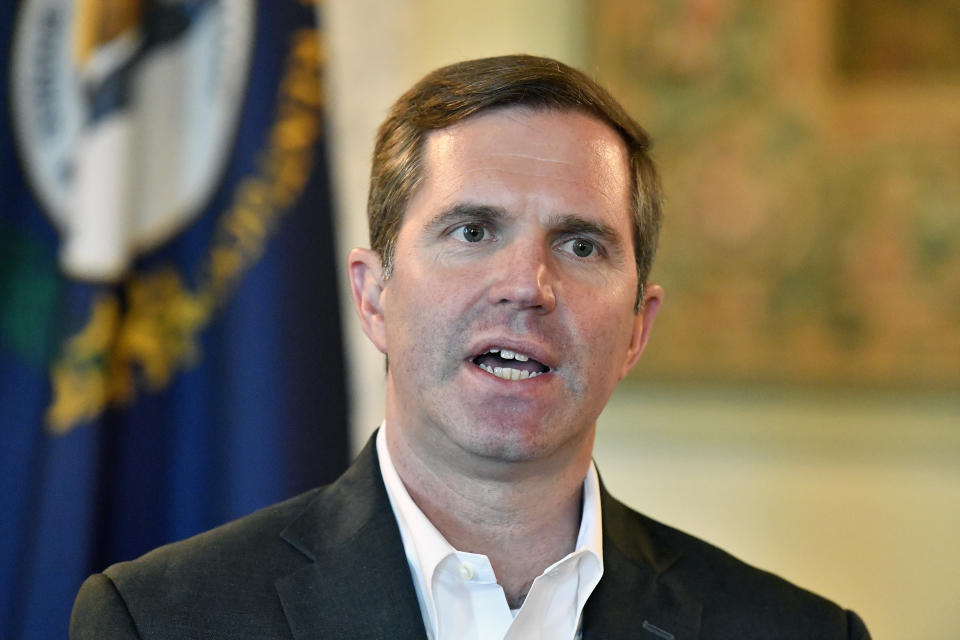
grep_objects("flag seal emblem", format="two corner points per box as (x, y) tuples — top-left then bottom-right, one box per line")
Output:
(9, 0), (255, 281)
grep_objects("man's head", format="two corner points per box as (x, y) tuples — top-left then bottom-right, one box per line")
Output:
(367, 54), (662, 309)
(349, 54), (664, 469)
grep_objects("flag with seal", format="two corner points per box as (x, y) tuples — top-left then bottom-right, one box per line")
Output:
(0, 1), (349, 637)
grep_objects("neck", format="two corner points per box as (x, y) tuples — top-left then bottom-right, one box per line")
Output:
(385, 420), (592, 608)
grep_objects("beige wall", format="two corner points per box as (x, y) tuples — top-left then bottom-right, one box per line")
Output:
(596, 384), (960, 640)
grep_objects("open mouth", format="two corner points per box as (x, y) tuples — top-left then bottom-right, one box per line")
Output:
(471, 348), (550, 381)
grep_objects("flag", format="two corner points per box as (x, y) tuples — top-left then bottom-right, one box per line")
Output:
(0, 1), (349, 637)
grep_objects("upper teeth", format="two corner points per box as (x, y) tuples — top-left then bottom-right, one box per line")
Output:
(488, 348), (529, 362)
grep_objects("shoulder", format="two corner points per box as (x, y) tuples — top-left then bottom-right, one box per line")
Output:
(602, 494), (870, 638)
(72, 440), (390, 639)
(106, 487), (323, 587)
(75, 488), (324, 639)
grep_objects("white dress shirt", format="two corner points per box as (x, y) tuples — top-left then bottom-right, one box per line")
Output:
(376, 424), (604, 640)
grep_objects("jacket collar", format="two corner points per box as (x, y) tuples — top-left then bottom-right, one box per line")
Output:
(275, 435), (426, 639)
(581, 478), (703, 640)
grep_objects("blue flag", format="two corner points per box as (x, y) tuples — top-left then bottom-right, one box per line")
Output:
(0, 2), (349, 638)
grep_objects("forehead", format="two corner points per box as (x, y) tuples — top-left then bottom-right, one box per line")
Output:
(411, 107), (633, 226)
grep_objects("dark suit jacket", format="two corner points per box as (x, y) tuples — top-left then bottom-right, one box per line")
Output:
(71, 436), (870, 639)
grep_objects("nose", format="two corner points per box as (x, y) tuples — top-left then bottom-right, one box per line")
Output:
(486, 240), (557, 313)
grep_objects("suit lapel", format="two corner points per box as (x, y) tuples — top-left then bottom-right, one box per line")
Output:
(582, 482), (702, 640)
(275, 435), (426, 639)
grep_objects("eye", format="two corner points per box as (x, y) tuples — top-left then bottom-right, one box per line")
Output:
(564, 237), (597, 258)
(458, 224), (486, 243)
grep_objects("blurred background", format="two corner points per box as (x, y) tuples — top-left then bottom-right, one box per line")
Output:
(2, 0), (957, 638)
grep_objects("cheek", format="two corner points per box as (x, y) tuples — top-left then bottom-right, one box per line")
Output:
(385, 273), (467, 356)
(573, 302), (637, 369)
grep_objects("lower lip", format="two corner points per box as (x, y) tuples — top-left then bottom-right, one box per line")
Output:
(465, 362), (554, 388)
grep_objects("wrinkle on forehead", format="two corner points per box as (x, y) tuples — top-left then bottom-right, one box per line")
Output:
(449, 166), (623, 208)
(483, 152), (576, 166)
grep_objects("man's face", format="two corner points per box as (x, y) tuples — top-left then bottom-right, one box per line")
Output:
(351, 107), (661, 468)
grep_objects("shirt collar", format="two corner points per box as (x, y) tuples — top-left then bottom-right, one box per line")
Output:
(376, 422), (604, 635)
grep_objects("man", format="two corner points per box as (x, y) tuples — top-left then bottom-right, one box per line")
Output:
(71, 55), (870, 639)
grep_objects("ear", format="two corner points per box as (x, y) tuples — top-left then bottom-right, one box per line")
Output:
(348, 248), (388, 354)
(618, 284), (663, 379)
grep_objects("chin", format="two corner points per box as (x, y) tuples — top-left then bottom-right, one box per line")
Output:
(471, 441), (545, 464)
(451, 417), (586, 465)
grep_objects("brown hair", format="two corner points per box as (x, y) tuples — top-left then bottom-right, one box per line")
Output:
(367, 54), (663, 309)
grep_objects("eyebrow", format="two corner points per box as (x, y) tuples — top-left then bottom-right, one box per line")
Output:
(544, 213), (621, 248)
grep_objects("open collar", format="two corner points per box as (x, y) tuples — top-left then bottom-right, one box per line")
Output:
(271, 434), (702, 639)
